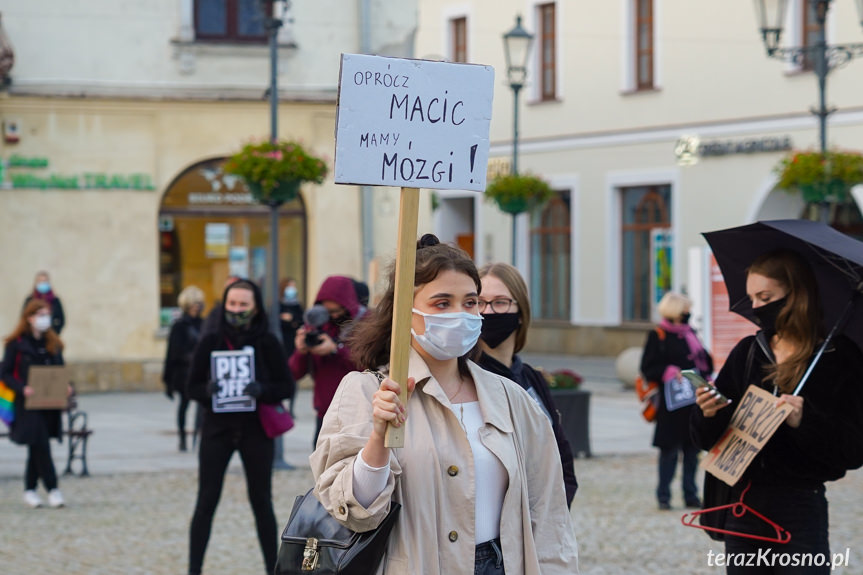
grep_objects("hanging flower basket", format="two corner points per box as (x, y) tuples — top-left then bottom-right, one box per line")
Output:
(223, 139), (328, 205)
(485, 173), (554, 215)
(774, 150), (863, 204)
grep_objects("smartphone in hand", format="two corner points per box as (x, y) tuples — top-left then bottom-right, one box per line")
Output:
(681, 369), (730, 405)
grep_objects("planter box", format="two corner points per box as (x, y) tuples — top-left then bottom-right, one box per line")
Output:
(551, 388), (592, 458)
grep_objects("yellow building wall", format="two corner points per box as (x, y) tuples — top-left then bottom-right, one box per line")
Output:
(0, 96), (360, 375)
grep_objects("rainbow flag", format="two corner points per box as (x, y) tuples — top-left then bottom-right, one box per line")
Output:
(0, 380), (15, 426)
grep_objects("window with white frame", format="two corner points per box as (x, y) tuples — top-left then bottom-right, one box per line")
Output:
(634, 0), (654, 90)
(195, 0), (268, 43)
(451, 17), (467, 63)
(620, 185), (670, 322)
(530, 191), (571, 320)
(537, 3), (557, 101)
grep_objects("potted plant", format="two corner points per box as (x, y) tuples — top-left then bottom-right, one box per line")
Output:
(540, 367), (592, 458)
(774, 149), (863, 205)
(484, 173), (554, 215)
(223, 139), (329, 205)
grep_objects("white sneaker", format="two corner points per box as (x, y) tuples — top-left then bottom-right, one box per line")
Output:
(48, 489), (65, 508)
(24, 490), (43, 508)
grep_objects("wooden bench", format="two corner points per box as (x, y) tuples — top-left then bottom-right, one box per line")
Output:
(0, 407), (93, 477)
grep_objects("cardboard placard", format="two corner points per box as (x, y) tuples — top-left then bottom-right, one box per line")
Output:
(25, 366), (69, 410)
(210, 349), (256, 413)
(700, 385), (794, 486)
(334, 54), (495, 192)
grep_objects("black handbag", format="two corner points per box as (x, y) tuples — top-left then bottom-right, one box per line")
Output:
(275, 489), (401, 575)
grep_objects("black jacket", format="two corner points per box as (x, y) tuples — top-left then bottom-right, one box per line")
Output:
(477, 352), (578, 506)
(1, 334), (65, 445)
(279, 300), (304, 358)
(162, 313), (203, 395)
(691, 333), (863, 488)
(187, 281), (294, 435)
(640, 326), (713, 449)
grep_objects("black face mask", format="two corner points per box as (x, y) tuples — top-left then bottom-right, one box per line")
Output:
(680, 312), (691, 325)
(225, 309), (255, 328)
(480, 313), (520, 349)
(752, 297), (787, 334)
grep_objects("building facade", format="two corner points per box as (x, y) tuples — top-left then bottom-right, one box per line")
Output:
(416, 0), (863, 355)
(0, 0), (421, 389)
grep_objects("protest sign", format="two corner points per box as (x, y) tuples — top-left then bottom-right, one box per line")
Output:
(334, 54), (494, 192)
(334, 54), (493, 447)
(210, 349), (256, 413)
(664, 375), (696, 411)
(25, 366), (69, 410)
(701, 385), (793, 486)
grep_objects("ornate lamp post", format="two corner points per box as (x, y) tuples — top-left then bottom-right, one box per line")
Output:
(754, 0), (863, 155)
(502, 16), (534, 266)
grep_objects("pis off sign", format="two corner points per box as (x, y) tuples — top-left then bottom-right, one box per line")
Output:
(334, 54), (495, 193)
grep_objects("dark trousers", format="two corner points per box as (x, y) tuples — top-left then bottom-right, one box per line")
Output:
(657, 445), (699, 504)
(724, 482), (829, 574)
(475, 538), (504, 575)
(188, 422), (277, 575)
(177, 391), (191, 433)
(25, 437), (58, 492)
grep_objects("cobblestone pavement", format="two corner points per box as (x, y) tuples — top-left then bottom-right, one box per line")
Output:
(1, 453), (861, 574)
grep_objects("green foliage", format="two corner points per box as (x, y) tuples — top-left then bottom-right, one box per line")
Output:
(484, 173), (554, 215)
(774, 150), (863, 204)
(223, 139), (328, 203)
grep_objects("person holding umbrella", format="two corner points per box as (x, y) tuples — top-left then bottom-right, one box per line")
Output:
(691, 247), (863, 572)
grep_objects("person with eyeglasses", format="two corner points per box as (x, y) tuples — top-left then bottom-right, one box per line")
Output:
(473, 262), (578, 507)
(310, 236), (579, 575)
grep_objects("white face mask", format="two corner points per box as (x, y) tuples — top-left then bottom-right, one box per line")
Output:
(33, 315), (52, 333)
(411, 308), (482, 361)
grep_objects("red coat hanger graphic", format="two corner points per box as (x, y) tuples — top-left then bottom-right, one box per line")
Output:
(681, 482), (792, 544)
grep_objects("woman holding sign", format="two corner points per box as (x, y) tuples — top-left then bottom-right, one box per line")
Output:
(2, 299), (70, 509)
(640, 291), (713, 511)
(692, 250), (863, 573)
(186, 279), (294, 575)
(311, 235), (579, 575)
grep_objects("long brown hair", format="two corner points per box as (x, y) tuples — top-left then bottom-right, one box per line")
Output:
(747, 250), (821, 393)
(478, 262), (531, 353)
(349, 234), (481, 378)
(4, 299), (64, 355)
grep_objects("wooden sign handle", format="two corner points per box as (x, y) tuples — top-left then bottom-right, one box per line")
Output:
(384, 187), (420, 448)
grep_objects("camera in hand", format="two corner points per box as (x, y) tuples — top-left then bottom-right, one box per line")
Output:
(303, 305), (330, 348)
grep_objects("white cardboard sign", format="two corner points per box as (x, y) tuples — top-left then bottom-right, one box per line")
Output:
(335, 54), (494, 192)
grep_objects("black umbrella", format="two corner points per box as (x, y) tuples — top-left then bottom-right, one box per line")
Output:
(703, 219), (863, 394)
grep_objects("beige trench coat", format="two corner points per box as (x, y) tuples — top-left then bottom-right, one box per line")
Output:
(309, 348), (579, 575)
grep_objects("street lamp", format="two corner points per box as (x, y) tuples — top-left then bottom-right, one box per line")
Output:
(503, 15), (534, 266)
(754, 0), (863, 155)
(261, 0), (293, 470)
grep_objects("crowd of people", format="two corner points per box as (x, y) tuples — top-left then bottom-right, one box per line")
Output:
(3, 231), (863, 575)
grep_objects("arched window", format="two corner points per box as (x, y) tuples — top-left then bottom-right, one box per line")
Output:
(158, 157), (307, 327)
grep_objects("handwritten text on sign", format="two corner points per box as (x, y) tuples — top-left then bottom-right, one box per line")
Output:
(701, 385), (793, 486)
(210, 349), (257, 413)
(334, 54), (494, 192)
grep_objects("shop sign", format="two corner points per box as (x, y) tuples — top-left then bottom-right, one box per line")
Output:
(674, 135), (792, 165)
(3, 155), (156, 190)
